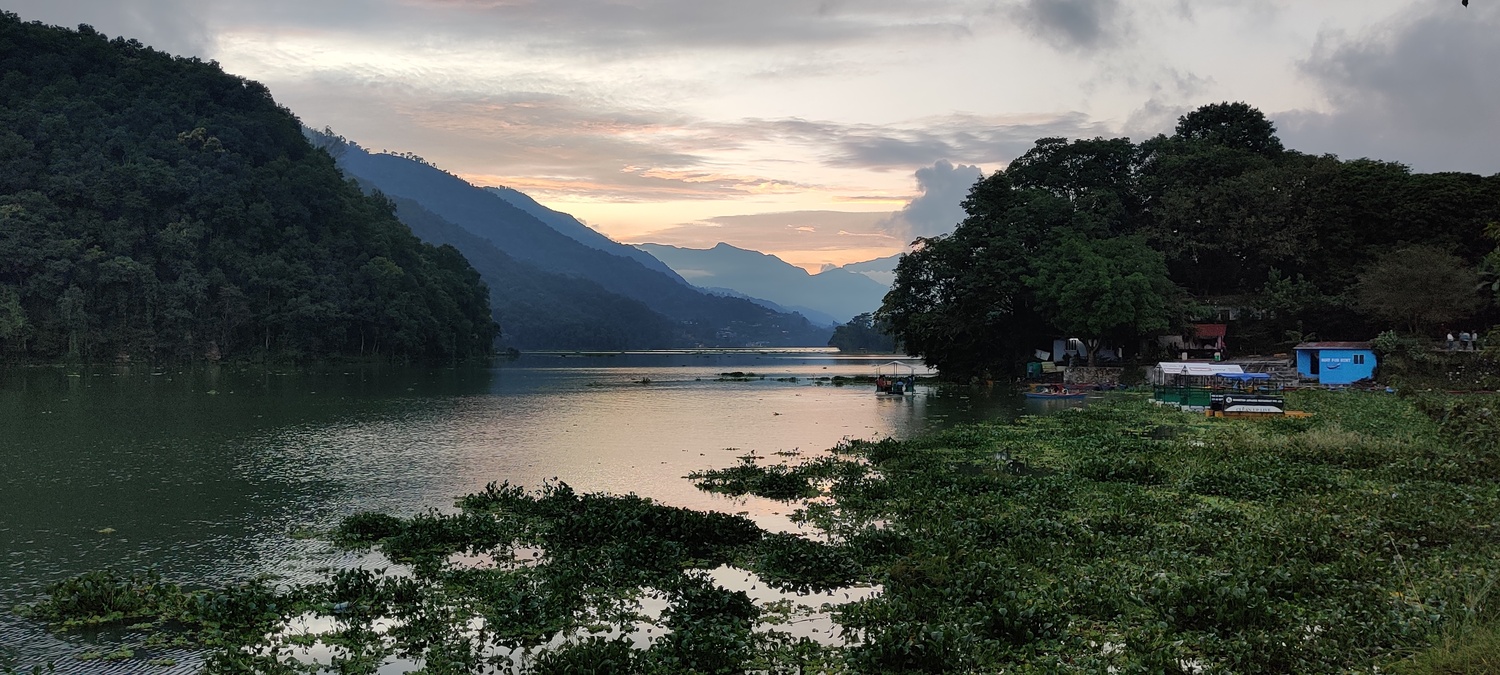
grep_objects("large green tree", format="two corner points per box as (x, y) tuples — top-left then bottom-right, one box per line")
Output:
(1357, 246), (1485, 335)
(880, 147), (1184, 379)
(879, 173), (1051, 380)
(1173, 101), (1284, 156)
(1026, 235), (1178, 366)
(882, 101), (1500, 376)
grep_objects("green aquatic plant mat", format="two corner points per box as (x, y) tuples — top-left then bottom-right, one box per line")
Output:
(18, 393), (1500, 673)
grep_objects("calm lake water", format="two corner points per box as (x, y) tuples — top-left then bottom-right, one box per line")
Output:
(0, 350), (1066, 669)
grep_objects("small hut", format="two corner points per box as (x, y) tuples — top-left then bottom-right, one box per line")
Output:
(1294, 342), (1376, 385)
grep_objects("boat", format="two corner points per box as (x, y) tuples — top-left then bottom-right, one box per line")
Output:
(874, 361), (917, 395)
(1151, 364), (1311, 418)
(1024, 383), (1088, 399)
(1204, 372), (1312, 418)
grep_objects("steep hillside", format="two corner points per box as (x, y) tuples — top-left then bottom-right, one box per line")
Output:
(483, 186), (685, 283)
(635, 243), (890, 324)
(312, 133), (829, 347)
(381, 193), (678, 350)
(0, 15), (496, 363)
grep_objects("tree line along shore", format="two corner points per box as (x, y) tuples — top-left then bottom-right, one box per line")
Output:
(874, 103), (1499, 379)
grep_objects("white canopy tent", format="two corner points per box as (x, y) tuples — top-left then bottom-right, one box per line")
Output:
(1156, 363), (1244, 376)
(1151, 362), (1244, 386)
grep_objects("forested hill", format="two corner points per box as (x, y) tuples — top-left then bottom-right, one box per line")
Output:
(316, 133), (831, 348)
(882, 102), (1500, 379)
(0, 14), (497, 364)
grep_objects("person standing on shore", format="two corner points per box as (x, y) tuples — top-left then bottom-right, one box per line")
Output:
(1447, 331), (1457, 350)
(1459, 331), (1471, 351)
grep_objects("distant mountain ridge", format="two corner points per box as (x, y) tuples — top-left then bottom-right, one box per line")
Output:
(635, 243), (892, 325)
(310, 131), (829, 348)
(839, 254), (903, 287)
(697, 287), (841, 328)
(483, 186), (686, 283)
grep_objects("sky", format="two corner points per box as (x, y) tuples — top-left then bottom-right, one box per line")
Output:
(6, 1), (1498, 271)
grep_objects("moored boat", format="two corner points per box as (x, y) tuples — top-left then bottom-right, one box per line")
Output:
(875, 361), (917, 395)
(1024, 384), (1088, 399)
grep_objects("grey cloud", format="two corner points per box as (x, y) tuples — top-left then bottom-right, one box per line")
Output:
(6, 0), (1108, 64)
(1117, 68), (1211, 139)
(1279, 4), (1500, 174)
(1, 0), (1103, 205)
(6, 0), (979, 61)
(279, 78), (743, 199)
(736, 113), (1099, 171)
(1009, 0), (1128, 52)
(404, 0), (987, 53)
(1120, 98), (1192, 140)
(1169, 0), (1279, 24)
(3, 0), (214, 58)
(183, 0), (989, 59)
(632, 162), (988, 262)
(836, 136), (963, 170)
(880, 160), (984, 240)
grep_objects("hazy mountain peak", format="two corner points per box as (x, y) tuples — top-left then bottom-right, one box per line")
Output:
(635, 242), (889, 325)
(837, 253), (904, 287)
(322, 141), (829, 347)
(483, 186), (685, 283)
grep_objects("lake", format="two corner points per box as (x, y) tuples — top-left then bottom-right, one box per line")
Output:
(0, 350), (1067, 669)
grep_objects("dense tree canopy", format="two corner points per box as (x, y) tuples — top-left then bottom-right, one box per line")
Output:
(1356, 246), (1484, 335)
(881, 102), (1500, 378)
(827, 313), (897, 353)
(1173, 101), (1284, 156)
(0, 14), (497, 363)
(1026, 235), (1179, 366)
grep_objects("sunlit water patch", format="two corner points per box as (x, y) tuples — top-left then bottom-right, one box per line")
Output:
(0, 352), (1038, 669)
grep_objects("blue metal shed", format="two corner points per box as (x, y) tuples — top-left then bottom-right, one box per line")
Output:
(1294, 342), (1377, 385)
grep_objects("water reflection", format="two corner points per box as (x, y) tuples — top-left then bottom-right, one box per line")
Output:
(0, 353), (1032, 667)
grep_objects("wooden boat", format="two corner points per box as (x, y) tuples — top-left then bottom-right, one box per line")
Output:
(1024, 384), (1088, 399)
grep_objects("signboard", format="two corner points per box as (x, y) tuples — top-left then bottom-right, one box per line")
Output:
(1210, 393), (1286, 414)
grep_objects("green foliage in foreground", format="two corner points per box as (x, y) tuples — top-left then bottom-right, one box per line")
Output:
(18, 392), (1500, 673)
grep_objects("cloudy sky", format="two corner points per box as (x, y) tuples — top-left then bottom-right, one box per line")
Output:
(6, 1), (1497, 270)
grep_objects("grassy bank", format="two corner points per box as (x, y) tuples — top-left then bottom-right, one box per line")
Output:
(14, 391), (1500, 673)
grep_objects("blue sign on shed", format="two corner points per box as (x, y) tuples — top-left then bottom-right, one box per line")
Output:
(1294, 342), (1377, 385)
